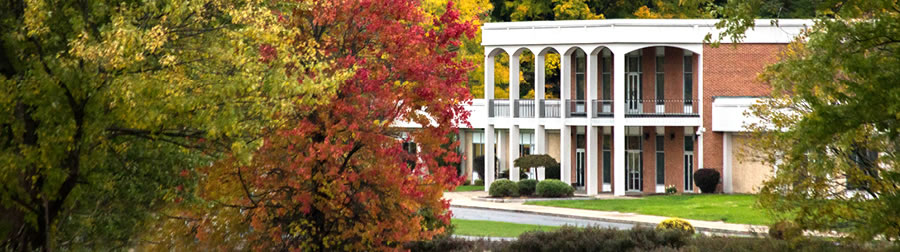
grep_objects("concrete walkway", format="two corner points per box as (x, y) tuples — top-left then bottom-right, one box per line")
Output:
(445, 191), (767, 236)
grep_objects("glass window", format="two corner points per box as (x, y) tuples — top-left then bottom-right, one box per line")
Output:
(683, 55), (693, 102)
(656, 135), (664, 184)
(603, 134), (611, 184)
(684, 135), (694, 151)
(602, 55), (612, 100)
(576, 51), (586, 100)
(656, 56), (665, 104)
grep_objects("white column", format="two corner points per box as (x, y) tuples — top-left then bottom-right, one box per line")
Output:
(484, 55), (495, 100)
(509, 54), (520, 101)
(535, 53), (545, 117)
(613, 51), (626, 196)
(509, 126), (520, 181)
(484, 125), (496, 192)
(587, 51), (598, 117)
(586, 126), (599, 195)
(561, 53), (572, 116)
(586, 51), (599, 195)
(497, 130), (507, 177)
(697, 53), (705, 171)
(560, 126), (571, 183)
(723, 132), (733, 193)
(536, 125), (546, 154)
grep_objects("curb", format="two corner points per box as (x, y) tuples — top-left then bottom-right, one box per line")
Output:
(450, 204), (763, 236)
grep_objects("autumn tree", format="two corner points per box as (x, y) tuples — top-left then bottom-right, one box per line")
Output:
(142, 0), (476, 250)
(717, 0), (900, 242)
(0, 0), (309, 249)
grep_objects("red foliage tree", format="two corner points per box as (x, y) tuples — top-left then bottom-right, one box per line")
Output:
(164, 0), (475, 250)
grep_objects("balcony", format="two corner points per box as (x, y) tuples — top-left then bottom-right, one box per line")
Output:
(539, 99), (560, 118)
(565, 99), (587, 117)
(513, 99), (535, 118)
(488, 99), (510, 117)
(592, 100), (613, 117)
(624, 99), (699, 117)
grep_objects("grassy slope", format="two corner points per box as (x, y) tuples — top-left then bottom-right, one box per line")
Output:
(527, 194), (772, 225)
(452, 219), (560, 237)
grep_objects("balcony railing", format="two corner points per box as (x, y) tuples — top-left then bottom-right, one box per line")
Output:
(565, 99), (587, 117)
(592, 100), (613, 117)
(488, 99), (510, 117)
(539, 99), (560, 118)
(624, 99), (699, 116)
(514, 99), (535, 118)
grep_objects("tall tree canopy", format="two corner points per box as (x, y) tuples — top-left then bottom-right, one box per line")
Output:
(0, 0), (313, 249)
(721, 0), (900, 242)
(141, 0), (476, 250)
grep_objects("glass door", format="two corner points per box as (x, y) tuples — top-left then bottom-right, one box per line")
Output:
(625, 134), (642, 192)
(575, 148), (585, 187)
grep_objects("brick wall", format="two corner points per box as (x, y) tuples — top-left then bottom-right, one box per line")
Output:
(702, 44), (785, 189)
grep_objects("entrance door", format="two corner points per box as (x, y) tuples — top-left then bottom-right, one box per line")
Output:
(626, 151), (642, 191)
(575, 148), (585, 187)
(626, 73), (641, 114)
(625, 134), (643, 192)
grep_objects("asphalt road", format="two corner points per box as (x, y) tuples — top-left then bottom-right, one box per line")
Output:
(450, 206), (635, 230)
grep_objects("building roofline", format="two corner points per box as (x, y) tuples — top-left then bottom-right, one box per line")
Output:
(482, 19), (813, 30)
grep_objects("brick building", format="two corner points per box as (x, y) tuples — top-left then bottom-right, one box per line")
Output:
(405, 19), (810, 195)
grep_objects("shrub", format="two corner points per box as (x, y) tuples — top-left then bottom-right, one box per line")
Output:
(488, 179), (519, 197)
(508, 226), (690, 252)
(768, 220), (803, 241)
(656, 218), (695, 235)
(545, 162), (561, 180)
(693, 168), (721, 193)
(498, 168), (529, 180)
(472, 179), (484, 186)
(665, 184), (677, 194)
(517, 179), (538, 196)
(536, 179), (575, 197)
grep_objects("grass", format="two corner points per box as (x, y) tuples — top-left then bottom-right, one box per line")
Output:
(452, 219), (559, 237)
(452, 185), (484, 192)
(527, 194), (772, 225)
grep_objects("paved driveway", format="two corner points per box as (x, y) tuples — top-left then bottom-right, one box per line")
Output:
(451, 206), (634, 229)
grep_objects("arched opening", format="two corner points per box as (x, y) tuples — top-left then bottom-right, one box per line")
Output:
(621, 46), (698, 116)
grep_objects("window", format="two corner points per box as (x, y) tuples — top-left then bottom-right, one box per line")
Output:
(602, 134), (611, 184)
(683, 54), (693, 104)
(656, 135), (665, 185)
(656, 55), (664, 105)
(575, 51), (586, 100)
(847, 147), (879, 190)
(602, 53), (611, 100)
(472, 132), (484, 158)
(519, 132), (534, 156)
(684, 135), (694, 191)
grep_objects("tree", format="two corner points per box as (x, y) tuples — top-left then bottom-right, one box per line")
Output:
(0, 0), (309, 249)
(142, 0), (476, 250)
(718, 0), (900, 242)
(514, 154), (561, 180)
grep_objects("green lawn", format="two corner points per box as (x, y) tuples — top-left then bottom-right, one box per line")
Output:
(452, 185), (484, 192)
(452, 219), (559, 237)
(527, 194), (772, 225)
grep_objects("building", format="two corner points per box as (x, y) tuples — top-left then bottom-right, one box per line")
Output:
(449, 19), (811, 196)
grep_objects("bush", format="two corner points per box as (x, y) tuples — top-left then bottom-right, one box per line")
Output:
(488, 179), (519, 197)
(656, 218), (695, 235)
(768, 220), (803, 241)
(508, 226), (690, 252)
(498, 168), (529, 180)
(693, 168), (721, 193)
(545, 162), (561, 180)
(536, 179), (574, 197)
(517, 179), (538, 196)
(665, 184), (677, 194)
(472, 179), (484, 186)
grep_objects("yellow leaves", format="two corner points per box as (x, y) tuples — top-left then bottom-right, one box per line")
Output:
(23, 0), (51, 37)
(634, 6), (662, 19)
